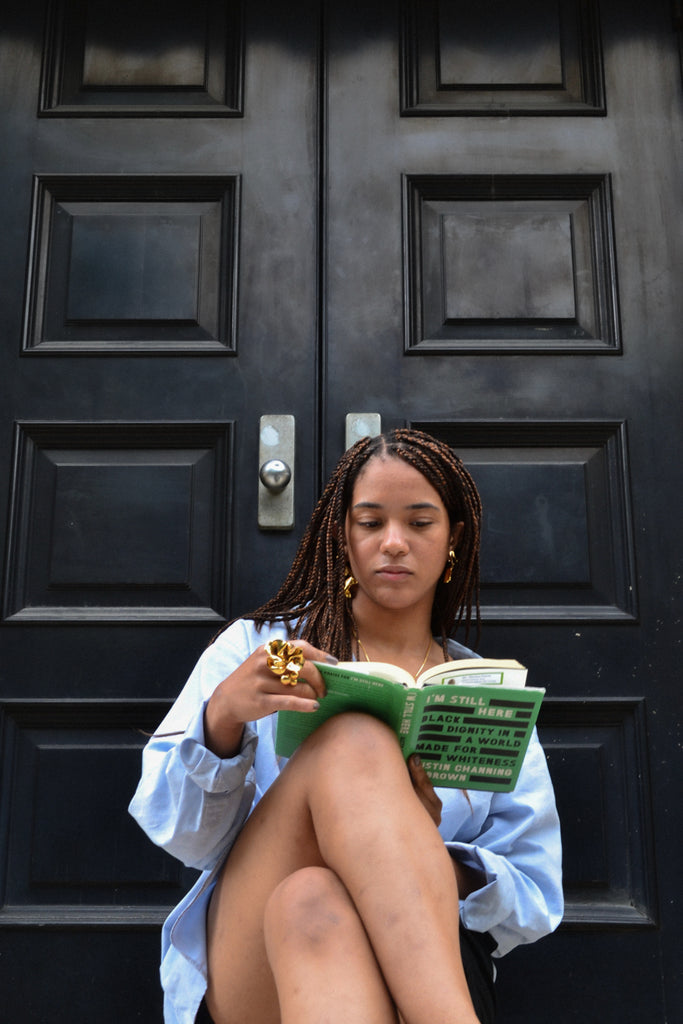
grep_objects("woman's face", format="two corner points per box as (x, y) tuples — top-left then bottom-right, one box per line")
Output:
(344, 455), (461, 619)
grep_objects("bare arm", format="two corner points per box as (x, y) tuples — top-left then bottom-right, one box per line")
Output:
(204, 639), (331, 758)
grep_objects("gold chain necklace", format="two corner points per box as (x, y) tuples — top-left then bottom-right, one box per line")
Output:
(356, 634), (433, 680)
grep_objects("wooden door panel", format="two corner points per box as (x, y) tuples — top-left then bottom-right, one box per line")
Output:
(539, 697), (657, 929)
(401, 0), (606, 115)
(403, 173), (621, 353)
(0, 699), (191, 928)
(23, 175), (240, 353)
(3, 422), (232, 623)
(4, 932), (168, 1020)
(420, 421), (638, 623)
(41, 0), (244, 115)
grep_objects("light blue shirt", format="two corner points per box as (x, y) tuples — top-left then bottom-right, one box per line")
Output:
(129, 619), (563, 1024)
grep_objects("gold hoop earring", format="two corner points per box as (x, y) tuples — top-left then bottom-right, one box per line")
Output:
(343, 569), (358, 600)
(443, 549), (458, 584)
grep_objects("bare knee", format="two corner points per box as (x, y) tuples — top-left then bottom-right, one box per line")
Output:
(300, 712), (404, 774)
(264, 866), (356, 959)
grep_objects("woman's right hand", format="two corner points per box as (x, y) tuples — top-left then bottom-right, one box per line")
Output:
(204, 640), (331, 758)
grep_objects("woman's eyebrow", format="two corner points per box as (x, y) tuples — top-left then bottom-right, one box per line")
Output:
(351, 501), (441, 511)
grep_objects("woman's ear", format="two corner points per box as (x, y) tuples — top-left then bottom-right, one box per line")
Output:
(450, 521), (465, 548)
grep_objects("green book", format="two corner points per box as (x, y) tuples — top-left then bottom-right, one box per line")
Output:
(275, 658), (544, 792)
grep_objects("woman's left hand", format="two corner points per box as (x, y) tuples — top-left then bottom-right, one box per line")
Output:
(408, 754), (442, 827)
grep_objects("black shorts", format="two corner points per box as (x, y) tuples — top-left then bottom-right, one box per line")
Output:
(197, 924), (496, 1023)
(459, 923), (497, 1024)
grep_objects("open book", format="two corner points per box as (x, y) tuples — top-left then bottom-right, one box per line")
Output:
(275, 658), (544, 792)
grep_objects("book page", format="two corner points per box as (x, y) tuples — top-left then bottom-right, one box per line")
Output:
(417, 659), (527, 689)
(333, 661), (414, 688)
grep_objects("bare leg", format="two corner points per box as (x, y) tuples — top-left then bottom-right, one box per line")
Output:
(206, 713), (480, 1024)
(264, 866), (399, 1024)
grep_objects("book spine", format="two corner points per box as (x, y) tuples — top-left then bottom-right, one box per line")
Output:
(397, 689), (419, 752)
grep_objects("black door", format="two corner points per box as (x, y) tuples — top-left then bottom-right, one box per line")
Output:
(1, 1), (681, 1020)
(324, 4), (682, 1021)
(0, 1), (320, 1018)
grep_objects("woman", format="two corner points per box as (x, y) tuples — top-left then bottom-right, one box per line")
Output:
(130, 429), (563, 1024)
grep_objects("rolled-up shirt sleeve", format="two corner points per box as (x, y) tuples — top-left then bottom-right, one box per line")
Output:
(177, 702), (256, 794)
(444, 732), (564, 957)
(128, 621), (270, 872)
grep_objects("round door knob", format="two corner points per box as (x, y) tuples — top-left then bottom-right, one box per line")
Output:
(259, 459), (292, 494)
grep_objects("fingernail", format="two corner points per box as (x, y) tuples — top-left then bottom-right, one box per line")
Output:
(325, 654), (338, 664)
(412, 754), (421, 767)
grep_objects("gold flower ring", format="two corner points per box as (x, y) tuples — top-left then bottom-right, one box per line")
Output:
(264, 639), (305, 686)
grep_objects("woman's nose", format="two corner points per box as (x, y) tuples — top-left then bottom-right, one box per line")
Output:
(380, 523), (408, 554)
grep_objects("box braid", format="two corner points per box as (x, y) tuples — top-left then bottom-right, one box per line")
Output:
(216, 429), (482, 660)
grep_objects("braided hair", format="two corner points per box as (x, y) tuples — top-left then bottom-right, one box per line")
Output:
(231, 429), (482, 659)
